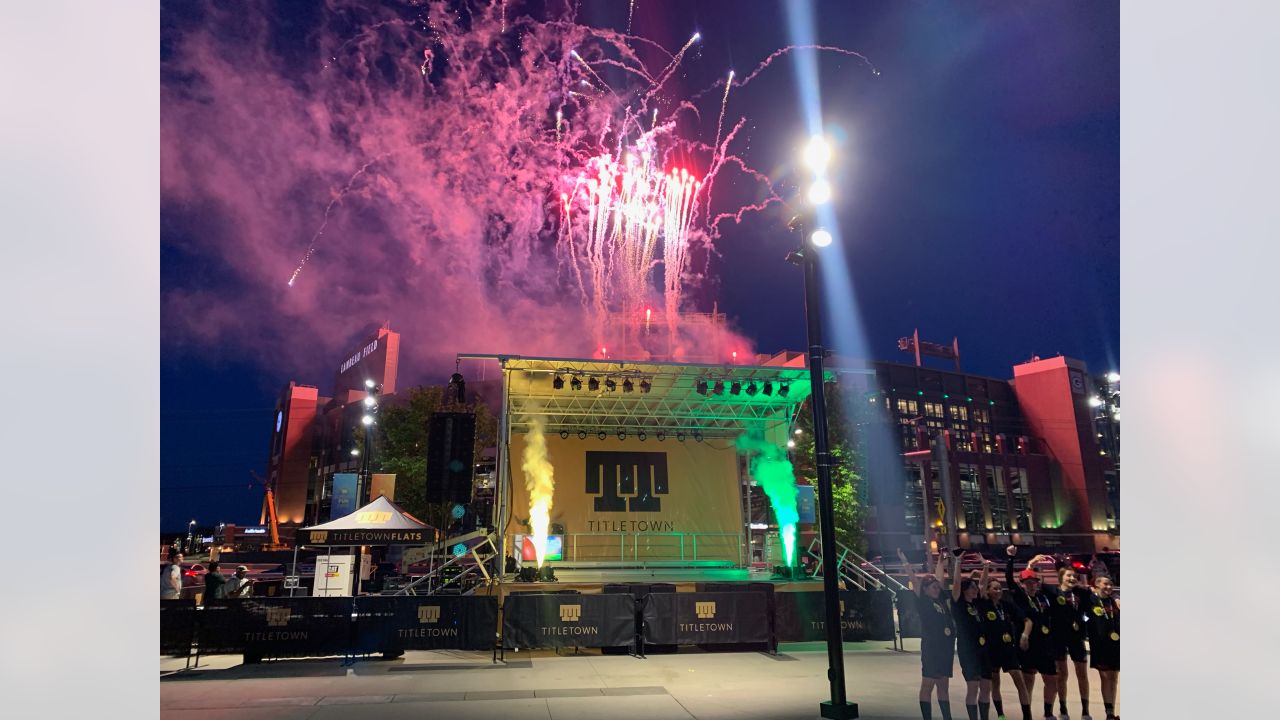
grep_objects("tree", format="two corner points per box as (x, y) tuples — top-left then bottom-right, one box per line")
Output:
(791, 381), (868, 555)
(357, 385), (498, 534)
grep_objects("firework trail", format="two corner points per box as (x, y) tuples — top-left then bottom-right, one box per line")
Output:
(288, 153), (389, 287)
(713, 69), (734, 154)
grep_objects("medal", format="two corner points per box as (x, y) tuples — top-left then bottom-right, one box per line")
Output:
(979, 636), (986, 646)
(1041, 625), (1050, 635)
(1072, 621), (1079, 631)
(968, 605), (978, 616)
(1002, 632), (1012, 643)
(1109, 631), (1119, 641)
(944, 627), (952, 637)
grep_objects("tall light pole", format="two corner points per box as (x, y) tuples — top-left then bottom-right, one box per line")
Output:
(788, 134), (857, 719)
(353, 379), (381, 594)
(187, 519), (196, 555)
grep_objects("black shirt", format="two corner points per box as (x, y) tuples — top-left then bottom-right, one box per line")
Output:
(952, 596), (984, 647)
(916, 592), (956, 641)
(978, 596), (1025, 646)
(1047, 584), (1090, 636)
(204, 571), (227, 601)
(1085, 594), (1119, 642)
(1006, 558), (1053, 638)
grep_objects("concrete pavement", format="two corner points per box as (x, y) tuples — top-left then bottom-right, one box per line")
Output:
(161, 640), (1120, 719)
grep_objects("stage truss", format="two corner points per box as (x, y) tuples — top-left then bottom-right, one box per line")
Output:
(461, 354), (829, 436)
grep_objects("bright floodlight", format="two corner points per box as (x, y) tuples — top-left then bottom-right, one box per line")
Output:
(807, 178), (832, 205)
(364, 378), (375, 388)
(803, 136), (832, 172)
(350, 448), (360, 456)
(810, 229), (833, 248)
(361, 414), (374, 426)
(787, 439), (796, 449)
(363, 396), (376, 407)
(1106, 372), (1120, 383)
(794, 428), (803, 435)
(1088, 396), (1104, 408)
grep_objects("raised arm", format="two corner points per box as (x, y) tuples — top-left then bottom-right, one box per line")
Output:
(980, 559), (991, 590)
(950, 553), (963, 600)
(933, 550), (947, 587)
(1004, 545), (1018, 592)
(896, 548), (919, 594)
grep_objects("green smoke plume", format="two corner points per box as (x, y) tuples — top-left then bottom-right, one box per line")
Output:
(736, 431), (799, 566)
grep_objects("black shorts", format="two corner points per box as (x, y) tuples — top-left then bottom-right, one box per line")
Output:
(1090, 636), (1119, 671)
(958, 642), (991, 682)
(1055, 632), (1088, 663)
(1019, 636), (1057, 675)
(921, 635), (956, 678)
(986, 637), (1022, 674)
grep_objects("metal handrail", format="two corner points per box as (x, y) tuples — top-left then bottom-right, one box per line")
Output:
(560, 532), (742, 565)
(396, 535), (498, 596)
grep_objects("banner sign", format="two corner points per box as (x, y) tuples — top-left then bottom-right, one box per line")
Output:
(369, 473), (397, 502)
(198, 598), (353, 657)
(506, 436), (744, 558)
(331, 473), (359, 520)
(643, 592), (770, 646)
(352, 596), (496, 652)
(502, 593), (635, 649)
(304, 528), (429, 546)
(773, 591), (892, 642)
(796, 484), (816, 525)
(160, 599), (197, 655)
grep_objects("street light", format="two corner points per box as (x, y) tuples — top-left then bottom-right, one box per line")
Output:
(788, 133), (858, 720)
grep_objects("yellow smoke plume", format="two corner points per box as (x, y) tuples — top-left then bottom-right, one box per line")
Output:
(521, 416), (556, 567)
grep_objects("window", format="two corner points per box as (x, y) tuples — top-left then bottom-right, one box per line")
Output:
(949, 406), (968, 421)
(896, 398), (919, 416)
(924, 402), (944, 417)
(986, 467), (1010, 531)
(1009, 467), (1033, 530)
(903, 465), (925, 533)
(959, 464), (983, 530)
(972, 408), (990, 424)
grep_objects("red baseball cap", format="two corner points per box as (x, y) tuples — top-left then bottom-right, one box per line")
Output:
(1019, 568), (1039, 581)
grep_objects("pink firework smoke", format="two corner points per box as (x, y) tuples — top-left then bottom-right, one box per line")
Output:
(161, 1), (866, 373)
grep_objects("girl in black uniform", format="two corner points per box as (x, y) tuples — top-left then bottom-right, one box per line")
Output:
(1005, 547), (1059, 720)
(1085, 575), (1119, 720)
(981, 575), (1032, 720)
(950, 555), (992, 720)
(1049, 566), (1092, 719)
(899, 549), (957, 720)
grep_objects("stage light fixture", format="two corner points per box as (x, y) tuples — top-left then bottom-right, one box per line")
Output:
(617, 429), (627, 441)
(714, 380), (725, 395)
(598, 430), (607, 441)
(623, 378), (634, 393)
(639, 379), (652, 393)
(676, 431), (686, 442)
(656, 430), (666, 441)
(778, 381), (790, 396)
(559, 430), (569, 440)
(605, 378), (617, 392)
(809, 228), (833, 247)
(578, 430), (588, 440)
(570, 376), (582, 391)
(553, 375), (565, 390)
(696, 380), (709, 395)
(638, 430), (647, 442)
(588, 377), (600, 391)
(693, 430), (704, 442)
(745, 382), (758, 396)
(730, 381), (742, 395)
(762, 381), (773, 396)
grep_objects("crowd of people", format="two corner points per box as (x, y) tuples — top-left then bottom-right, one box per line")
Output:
(897, 546), (1119, 720)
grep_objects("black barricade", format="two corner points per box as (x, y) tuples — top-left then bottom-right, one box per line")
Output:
(199, 597), (352, 658)
(352, 596), (496, 652)
(502, 593), (635, 649)
(161, 599), (197, 655)
(773, 590), (897, 642)
(643, 592), (769, 646)
(896, 592), (922, 638)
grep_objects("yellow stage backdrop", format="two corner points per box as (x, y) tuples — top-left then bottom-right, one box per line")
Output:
(506, 435), (745, 563)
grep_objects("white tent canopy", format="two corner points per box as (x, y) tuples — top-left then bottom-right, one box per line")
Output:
(300, 495), (435, 546)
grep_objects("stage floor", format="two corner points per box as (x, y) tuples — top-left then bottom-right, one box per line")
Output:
(474, 567), (832, 598)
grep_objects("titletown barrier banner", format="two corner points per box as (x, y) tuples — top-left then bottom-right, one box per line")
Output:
(197, 597), (353, 657)
(773, 590), (897, 642)
(161, 599), (197, 655)
(506, 435), (743, 555)
(352, 596), (496, 652)
(642, 592), (770, 646)
(502, 593), (635, 649)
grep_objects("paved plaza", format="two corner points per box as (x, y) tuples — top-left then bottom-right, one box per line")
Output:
(161, 639), (1119, 719)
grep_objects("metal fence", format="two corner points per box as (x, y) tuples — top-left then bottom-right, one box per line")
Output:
(565, 532), (742, 565)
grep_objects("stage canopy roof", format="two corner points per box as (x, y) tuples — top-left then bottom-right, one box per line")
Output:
(460, 354), (852, 437)
(300, 495), (435, 546)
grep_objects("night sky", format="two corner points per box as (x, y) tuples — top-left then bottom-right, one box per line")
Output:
(161, 1), (1118, 532)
